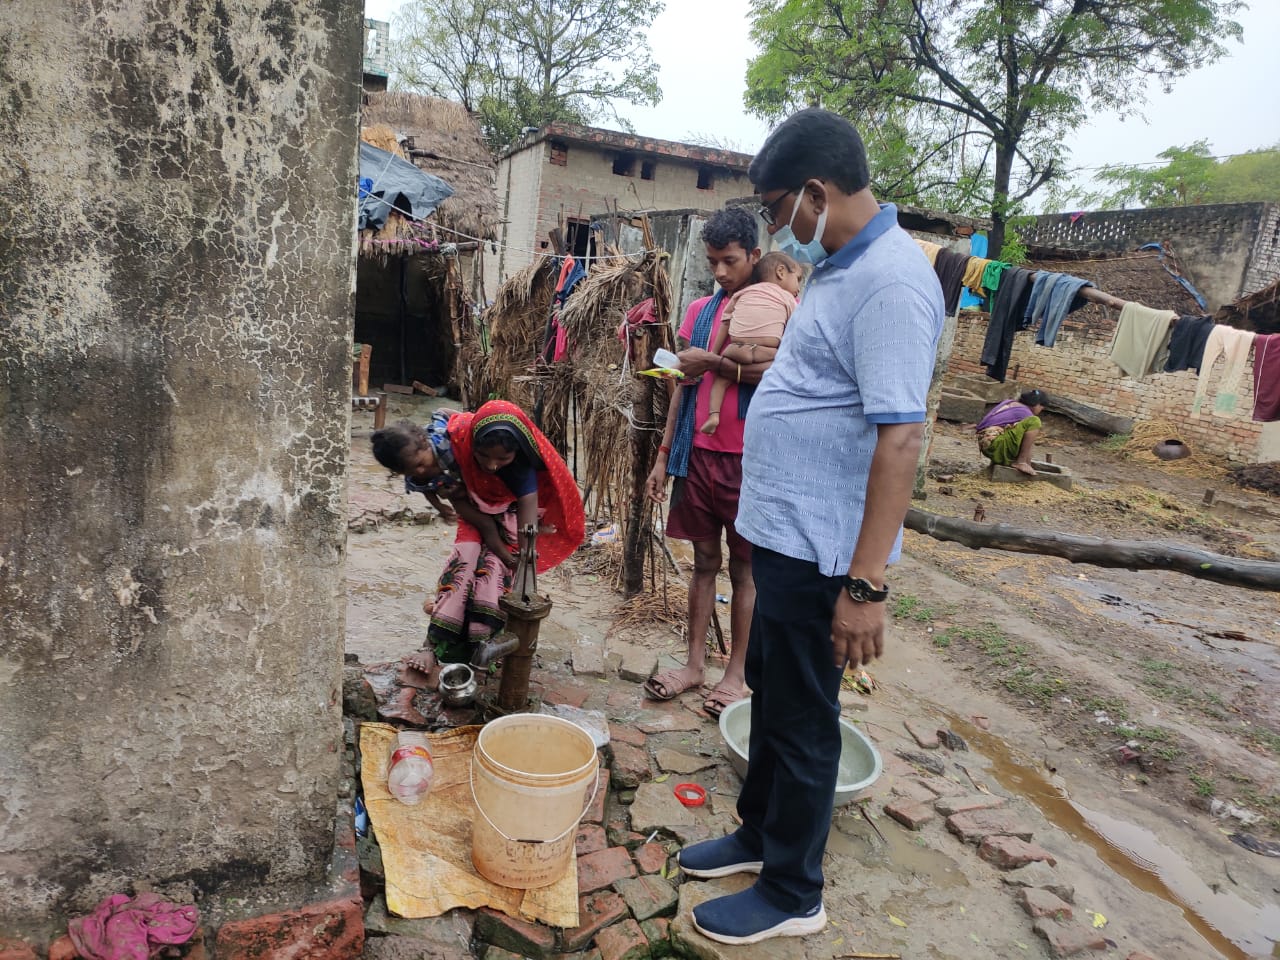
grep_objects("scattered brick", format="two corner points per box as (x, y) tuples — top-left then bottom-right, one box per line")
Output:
(1019, 888), (1074, 921)
(609, 742), (651, 789)
(615, 874), (678, 922)
(1001, 862), (1074, 903)
(635, 711), (701, 735)
(890, 778), (939, 804)
(915, 775), (967, 798)
(979, 835), (1058, 869)
(947, 809), (1034, 844)
(47, 938), (76, 960)
(584, 769), (607, 824)
(633, 842), (669, 874)
(609, 723), (646, 748)
(934, 794), (1008, 816)
(484, 949), (525, 960)
(474, 908), (557, 959)
(895, 749), (946, 776)
(904, 721), (940, 749)
(884, 799), (936, 831)
(214, 893), (363, 960)
(573, 645), (606, 677)
(639, 919), (671, 959)
(594, 919), (648, 960)
(577, 824), (609, 856)
(559, 892), (629, 952)
(546, 682), (591, 709)
(1125, 953), (1160, 960)
(606, 817), (646, 848)
(937, 729), (969, 751)
(577, 846), (637, 894)
(0, 939), (37, 960)
(1032, 918), (1107, 957)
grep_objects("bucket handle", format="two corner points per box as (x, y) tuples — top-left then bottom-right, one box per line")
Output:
(470, 761), (601, 845)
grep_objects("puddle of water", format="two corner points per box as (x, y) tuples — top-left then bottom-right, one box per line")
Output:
(945, 715), (1280, 960)
(830, 814), (968, 889)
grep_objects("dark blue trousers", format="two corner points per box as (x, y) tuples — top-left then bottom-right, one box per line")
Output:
(736, 547), (844, 912)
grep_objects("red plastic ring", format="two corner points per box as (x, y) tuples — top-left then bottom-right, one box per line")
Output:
(674, 783), (707, 807)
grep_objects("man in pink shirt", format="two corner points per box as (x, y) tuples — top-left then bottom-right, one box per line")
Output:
(644, 207), (775, 717)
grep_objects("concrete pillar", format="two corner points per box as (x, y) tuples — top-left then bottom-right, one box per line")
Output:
(0, 0), (361, 937)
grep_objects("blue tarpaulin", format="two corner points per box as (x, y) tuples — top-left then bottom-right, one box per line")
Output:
(358, 141), (454, 231)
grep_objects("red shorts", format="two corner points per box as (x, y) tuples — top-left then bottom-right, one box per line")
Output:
(664, 446), (752, 563)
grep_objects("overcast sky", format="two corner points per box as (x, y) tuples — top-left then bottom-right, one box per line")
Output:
(363, 0), (1280, 210)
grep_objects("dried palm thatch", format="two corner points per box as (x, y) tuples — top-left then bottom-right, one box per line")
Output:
(360, 92), (498, 241)
(462, 259), (560, 409)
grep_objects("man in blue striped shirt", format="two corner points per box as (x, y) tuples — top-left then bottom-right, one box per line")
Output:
(677, 109), (944, 945)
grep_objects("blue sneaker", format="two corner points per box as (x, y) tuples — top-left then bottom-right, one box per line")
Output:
(677, 833), (763, 878)
(692, 885), (826, 945)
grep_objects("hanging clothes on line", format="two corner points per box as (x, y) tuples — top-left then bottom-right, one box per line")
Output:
(961, 256), (992, 294)
(933, 248), (970, 317)
(981, 260), (1011, 294)
(916, 239), (942, 265)
(980, 266), (1035, 383)
(1251, 334), (1280, 422)
(1108, 302), (1177, 379)
(1033, 274), (1095, 347)
(1193, 324), (1255, 416)
(540, 256), (587, 362)
(1164, 314), (1215, 373)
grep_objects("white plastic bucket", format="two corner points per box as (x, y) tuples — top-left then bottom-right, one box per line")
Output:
(471, 714), (599, 889)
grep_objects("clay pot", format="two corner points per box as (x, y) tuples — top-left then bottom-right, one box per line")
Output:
(1152, 438), (1191, 461)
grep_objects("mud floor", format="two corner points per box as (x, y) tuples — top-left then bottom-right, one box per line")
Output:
(346, 410), (1280, 960)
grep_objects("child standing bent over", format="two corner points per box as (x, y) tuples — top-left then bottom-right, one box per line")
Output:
(700, 252), (802, 434)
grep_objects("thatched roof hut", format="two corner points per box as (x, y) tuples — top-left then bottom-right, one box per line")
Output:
(360, 92), (498, 244)
(1215, 277), (1280, 334)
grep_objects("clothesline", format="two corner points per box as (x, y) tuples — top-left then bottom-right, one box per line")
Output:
(914, 237), (1279, 424)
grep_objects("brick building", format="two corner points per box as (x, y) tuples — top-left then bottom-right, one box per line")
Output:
(494, 124), (753, 290)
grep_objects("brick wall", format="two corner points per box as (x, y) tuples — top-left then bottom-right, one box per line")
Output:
(494, 144), (545, 287)
(946, 307), (1272, 461)
(1023, 203), (1277, 311)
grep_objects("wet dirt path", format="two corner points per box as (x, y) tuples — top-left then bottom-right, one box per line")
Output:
(345, 418), (1280, 959)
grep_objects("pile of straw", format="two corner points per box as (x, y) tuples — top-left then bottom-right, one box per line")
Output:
(1122, 420), (1228, 479)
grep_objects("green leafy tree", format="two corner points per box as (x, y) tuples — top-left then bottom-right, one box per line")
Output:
(746, 0), (1243, 255)
(1090, 140), (1218, 207)
(1085, 141), (1280, 208)
(389, 0), (663, 150)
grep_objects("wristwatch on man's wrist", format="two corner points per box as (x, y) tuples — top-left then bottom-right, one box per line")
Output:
(842, 576), (889, 603)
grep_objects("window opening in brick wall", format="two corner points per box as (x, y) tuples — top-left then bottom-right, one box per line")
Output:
(641, 160), (656, 181)
(613, 152), (637, 177)
(549, 140), (568, 166)
(566, 217), (596, 262)
(697, 165), (715, 190)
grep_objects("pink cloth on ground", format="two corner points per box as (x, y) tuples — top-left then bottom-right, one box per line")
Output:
(68, 893), (199, 960)
(723, 282), (795, 341)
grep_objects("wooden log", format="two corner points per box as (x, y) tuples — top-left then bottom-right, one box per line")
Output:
(1041, 391), (1134, 436)
(411, 380), (438, 396)
(382, 383), (414, 395)
(904, 509), (1280, 591)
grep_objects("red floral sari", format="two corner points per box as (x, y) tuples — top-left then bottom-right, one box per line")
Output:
(427, 401), (584, 659)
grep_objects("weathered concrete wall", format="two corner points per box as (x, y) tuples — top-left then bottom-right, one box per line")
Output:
(1024, 204), (1278, 311)
(0, 0), (361, 936)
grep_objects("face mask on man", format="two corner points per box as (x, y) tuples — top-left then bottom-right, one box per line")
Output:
(773, 190), (829, 265)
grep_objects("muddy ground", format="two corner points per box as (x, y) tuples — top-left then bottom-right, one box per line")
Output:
(346, 403), (1279, 960)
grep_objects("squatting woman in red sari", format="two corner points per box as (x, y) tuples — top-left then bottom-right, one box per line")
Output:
(371, 400), (584, 684)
